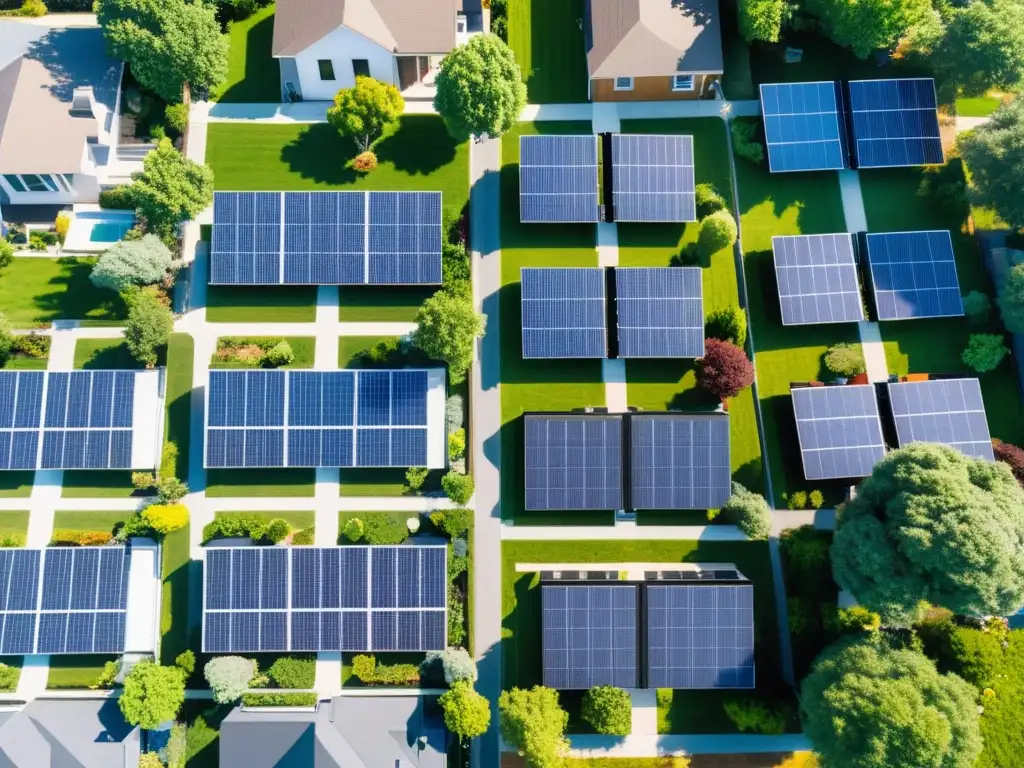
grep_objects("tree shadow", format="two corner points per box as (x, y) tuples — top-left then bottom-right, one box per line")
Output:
(215, 12), (281, 103)
(31, 259), (125, 324)
(280, 124), (360, 186)
(78, 342), (141, 370)
(374, 115), (459, 176)
(733, 456), (765, 493)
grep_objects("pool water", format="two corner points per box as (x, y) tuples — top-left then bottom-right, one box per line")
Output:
(89, 221), (132, 242)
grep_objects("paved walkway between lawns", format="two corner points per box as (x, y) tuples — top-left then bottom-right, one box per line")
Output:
(563, 733), (812, 757)
(631, 690), (658, 736)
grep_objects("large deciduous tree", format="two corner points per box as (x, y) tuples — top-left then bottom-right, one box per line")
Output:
(498, 687), (569, 768)
(412, 290), (486, 385)
(696, 339), (755, 400)
(739, 0), (791, 42)
(124, 288), (173, 367)
(118, 660), (186, 729)
(935, 0), (1024, 97)
(959, 100), (1024, 229)
(90, 235), (173, 293)
(831, 443), (1024, 625)
(804, 0), (931, 58)
(998, 262), (1024, 332)
(434, 34), (527, 141)
(326, 77), (404, 152)
(129, 138), (214, 239)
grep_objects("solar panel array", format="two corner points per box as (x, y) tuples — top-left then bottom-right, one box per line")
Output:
(610, 134), (696, 222)
(519, 135), (600, 223)
(888, 378), (994, 461)
(542, 584), (638, 689)
(848, 79), (943, 168)
(210, 191), (442, 285)
(646, 584), (755, 689)
(760, 82), (847, 172)
(615, 267), (704, 358)
(521, 268), (607, 358)
(865, 231), (962, 320)
(772, 234), (864, 325)
(792, 385), (886, 480)
(0, 371), (42, 470)
(202, 546), (446, 653)
(524, 415), (624, 511)
(630, 414), (730, 510)
(205, 369), (435, 468)
(0, 547), (130, 654)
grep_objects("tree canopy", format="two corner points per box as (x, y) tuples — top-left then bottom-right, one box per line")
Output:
(90, 235), (172, 293)
(696, 339), (755, 400)
(721, 488), (772, 540)
(581, 686), (632, 736)
(934, 0), (1024, 97)
(129, 138), (214, 239)
(804, 0), (931, 57)
(959, 100), (1024, 230)
(498, 687), (569, 768)
(124, 288), (173, 367)
(739, 0), (790, 42)
(204, 656), (255, 704)
(831, 443), (1024, 625)
(118, 660), (186, 729)
(440, 681), (491, 743)
(412, 290), (486, 385)
(999, 262), (1024, 332)
(326, 77), (404, 152)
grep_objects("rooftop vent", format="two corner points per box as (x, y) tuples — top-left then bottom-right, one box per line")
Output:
(70, 87), (97, 119)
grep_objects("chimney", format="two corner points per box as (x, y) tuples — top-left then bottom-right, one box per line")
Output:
(70, 86), (97, 118)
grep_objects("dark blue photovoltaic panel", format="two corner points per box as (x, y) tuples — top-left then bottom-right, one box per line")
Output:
(866, 231), (963, 320)
(210, 192), (282, 284)
(367, 191), (443, 284)
(773, 234), (863, 325)
(524, 414), (624, 510)
(542, 584), (638, 689)
(521, 268), (607, 359)
(646, 584), (755, 689)
(520, 135), (600, 223)
(887, 378), (994, 461)
(760, 82), (847, 172)
(630, 414), (730, 510)
(792, 385), (885, 480)
(848, 79), (943, 168)
(0, 371), (43, 470)
(615, 267), (703, 357)
(283, 191), (364, 285)
(611, 134), (696, 222)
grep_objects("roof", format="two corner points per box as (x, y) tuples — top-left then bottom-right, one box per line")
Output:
(0, 23), (122, 175)
(586, 0), (723, 79)
(0, 700), (140, 768)
(272, 0), (459, 57)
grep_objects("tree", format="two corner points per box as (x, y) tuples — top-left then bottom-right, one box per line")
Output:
(721, 489), (772, 540)
(498, 687), (569, 768)
(125, 288), (173, 367)
(422, 647), (477, 685)
(128, 138), (214, 238)
(739, 0), (790, 42)
(440, 681), (491, 743)
(731, 118), (765, 165)
(804, 0), (931, 57)
(962, 290), (992, 327)
(698, 210), (738, 259)
(326, 77), (404, 152)
(175, 649), (195, 677)
(935, 0), (1024, 97)
(800, 634), (982, 768)
(697, 339), (755, 400)
(705, 305), (747, 347)
(204, 656), (255, 704)
(90, 235), (172, 293)
(434, 34), (527, 140)
(97, 0), (227, 101)
(138, 754), (163, 768)
(824, 342), (866, 377)
(118, 660), (186, 729)
(0, 240), (13, 270)
(141, 503), (189, 534)
(581, 686), (632, 735)
(695, 183), (727, 218)
(0, 313), (12, 367)
(442, 472), (475, 505)
(999, 262), (1024, 332)
(962, 332), (1009, 372)
(343, 517), (365, 542)
(960, 101), (1024, 230)
(831, 443), (1024, 625)
(412, 290), (486, 384)
(992, 438), (1024, 486)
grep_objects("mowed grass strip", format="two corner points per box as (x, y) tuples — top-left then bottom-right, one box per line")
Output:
(47, 654), (119, 689)
(212, 4), (280, 103)
(205, 469), (315, 498)
(507, 0), (590, 104)
(72, 338), (146, 370)
(215, 510), (315, 531)
(0, 257), (124, 328)
(61, 470), (146, 499)
(0, 511), (28, 544)
(337, 286), (433, 322)
(337, 336), (400, 368)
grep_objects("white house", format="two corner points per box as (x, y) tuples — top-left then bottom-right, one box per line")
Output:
(272, 0), (480, 102)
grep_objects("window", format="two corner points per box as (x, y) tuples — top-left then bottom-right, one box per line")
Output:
(20, 175), (57, 192)
(318, 59), (336, 81)
(352, 59), (370, 79)
(2, 175), (26, 192)
(457, 16), (467, 33)
(613, 77), (634, 91)
(672, 75), (695, 92)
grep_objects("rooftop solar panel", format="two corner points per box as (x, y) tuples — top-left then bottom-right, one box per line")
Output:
(611, 134), (696, 222)
(542, 583), (638, 689)
(792, 385), (886, 480)
(760, 81), (848, 172)
(524, 414), (624, 511)
(848, 79), (943, 168)
(519, 135), (600, 223)
(615, 267), (704, 358)
(865, 230), (963, 320)
(630, 414), (730, 510)
(887, 378), (994, 461)
(772, 234), (864, 325)
(521, 268), (607, 358)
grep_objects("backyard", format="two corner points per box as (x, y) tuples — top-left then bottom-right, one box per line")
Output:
(507, 0), (589, 104)
(212, 4), (280, 103)
(0, 258), (124, 328)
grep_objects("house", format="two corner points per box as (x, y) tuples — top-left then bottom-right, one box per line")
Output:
(219, 695), (447, 767)
(0, 21), (125, 207)
(0, 699), (141, 767)
(585, 0), (723, 101)
(271, 0), (482, 102)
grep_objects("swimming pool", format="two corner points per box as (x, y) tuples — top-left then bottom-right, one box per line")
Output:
(62, 210), (137, 253)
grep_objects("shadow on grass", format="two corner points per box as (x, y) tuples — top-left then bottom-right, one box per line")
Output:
(32, 258), (125, 324)
(375, 115), (459, 176)
(215, 11), (280, 103)
(78, 342), (142, 370)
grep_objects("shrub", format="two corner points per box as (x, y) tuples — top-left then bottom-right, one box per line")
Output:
(351, 655), (420, 685)
(241, 692), (318, 707)
(962, 332), (1009, 372)
(405, 466), (428, 494)
(721, 489), (772, 540)
(91, 236), (173, 293)
(431, 507), (472, 538)
(824, 342), (866, 377)
(838, 605), (881, 634)
(125, 287), (173, 367)
(448, 428), (467, 461)
(809, 490), (825, 509)
(963, 290), (992, 327)
(788, 490), (808, 509)
(116, 513), (153, 541)
(95, 659), (120, 689)
(453, 537), (468, 558)
(160, 441), (178, 479)
(132, 472), (155, 490)
(698, 210), (738, 259)
(0, 241), (11, 272)
(204, 656), (256, 703)
(724, 696), (787, 734)
(440, 680), (491, 743)
(448, 585), (466, 645)
(449, 554), (469, 580)
(156, 476), (188, 504)
(262, 518), (291, 543)
(268, 656), (315, 689)
(581, 685), (632, 735)
(695, 182), (727, 218)
(697, 339), (754, 400)
(705, 305), (747, 347)
(202, 514), (267, 543)
(731, 118), (765, 164)
(142, 503), (189, 534)
(261, 340), (294, 368)
(343, 517), (365, 542)
(788, 596), (811, 635)
(50, 530), (113, 546)
(993, 439), (1024, 486)
(165, 103), (188, 135)
(421, 647), (477, 685)
(442, 205), (465, 245)
(780, 525), (831, 575)
(98, 185), (136, 210)
(292, 526), (314, 545)
(360, 514), (408, 545)
(0, 663), (18, 691)
(446, 394), (465, 431)
(54, 212), (71, 245)
(442, 241), (471, 289)
(139, 753), (163, 768)
(0, 315), (12, 367)
(175, 650), (195, 677)
(11, 331), (48, 359)
(442, 472), (474, 504)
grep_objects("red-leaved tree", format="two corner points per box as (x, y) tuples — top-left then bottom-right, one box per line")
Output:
(993, 439), (1024, 487)
(697, 338), (755, 400)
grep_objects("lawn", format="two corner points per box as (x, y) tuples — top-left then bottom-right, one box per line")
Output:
(210, 336), (315, 369)
(216, 510), (314, 532)
(160, 525), (193, 665)
(0, 473), (32, 498)
(956, 96), (1003, 117)
(72, 338), (146, 369)
(205, 469), (315, 497)
(61, 471), (147, 499)
(338, 468), (442, 496)
(507, 0), (589, 104)
(206, 285), (318, 323)
(164, 334), (194, 480)
(337, 336), (400, 368)
(51, 510), (132, 535)
(212, 4), (280, 103)
(337, 286), (433, 322)
(47, 654), (118, 689)
(3, 354), (47, 370)
(0, 257), (125, 328)
(0, 511), (28, 544)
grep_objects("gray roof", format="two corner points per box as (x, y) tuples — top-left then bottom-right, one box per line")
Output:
(0, 22), (122, 175)
(0, 700), (140, 768)
(586, 0), (723, 79)
(272, 0), (459, 57)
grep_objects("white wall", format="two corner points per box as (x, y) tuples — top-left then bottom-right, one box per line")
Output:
(291, 25), (398, 101)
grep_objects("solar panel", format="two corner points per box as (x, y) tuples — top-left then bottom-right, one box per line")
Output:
(630, 414), (730, 510)
(646, 583), (755, 689)
(519, 135), (600, 223)
(202, 546), (446, 653)
(611, 134), (696, 222)
(542, 583), (638, 689)
(865, 231), (963, 320)
(760, 82), (847, 172)
(521, 268), (607, 359)
(772, 234), (864, 325)
(524, 414), (624, 510)
(887, 378), (994, 461)
(615, 267), (704, 357)
(792, 385), (886, 480)
(211, 191), (442, 285)
(0, 371), (43, 470)
(848, 79), (943, 168)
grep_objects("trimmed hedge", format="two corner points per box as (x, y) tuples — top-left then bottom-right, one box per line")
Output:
(351, 654), (420, 686)
(267, 657), (315, 689)
(202, 514), (291, 544)
(241, 692), (318, 707)
(50, 530), (112, 546)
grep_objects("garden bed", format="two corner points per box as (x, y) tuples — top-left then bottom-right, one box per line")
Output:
(210, 336), (314, 369)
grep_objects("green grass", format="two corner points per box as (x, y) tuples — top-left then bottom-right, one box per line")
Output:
(52, 510), (131, 533)
(205, 469), (315, 497)
(216, 510), (315, 531)
(507, 0), (589, 104)
(164, 334), (194, 480)
(0, 473), (32, 498)
(956, 96), (1002, 117)
(61, 471), (147, 499)
(341, 651), (425, 686)
(338, 286), (432, 322)
(206, 285), (318, 323)
(212, 4), (280, 103)
(47, 654), (117, 689)
(160, 525), (192, 665)
(72, 338), (150, 369)
(337, 336), (400, 368)
(0, 512), (28, 544)
(3, 355), (48, 370)
(0, 257), (125, 328)
(210, 336), (315, 369)
(338, 468), (442, 496)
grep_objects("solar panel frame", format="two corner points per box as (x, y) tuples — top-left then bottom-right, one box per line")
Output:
(865, 230), (963, 321)
(519, 135), (601, 224)
(614, 267), (704, 358)
(791, 385), (886, 481)
(610, 134), (696, 223)
(759, 81), (848, 173)
(772, 234), (865, 325)
(886, 378), (995, 461)
(848, 78), (943, 169)
(520, 267), (608, 359)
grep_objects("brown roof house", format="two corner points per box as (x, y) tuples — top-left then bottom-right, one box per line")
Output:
(585, 0), (723, 101)
(272, 0), (482, 102)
